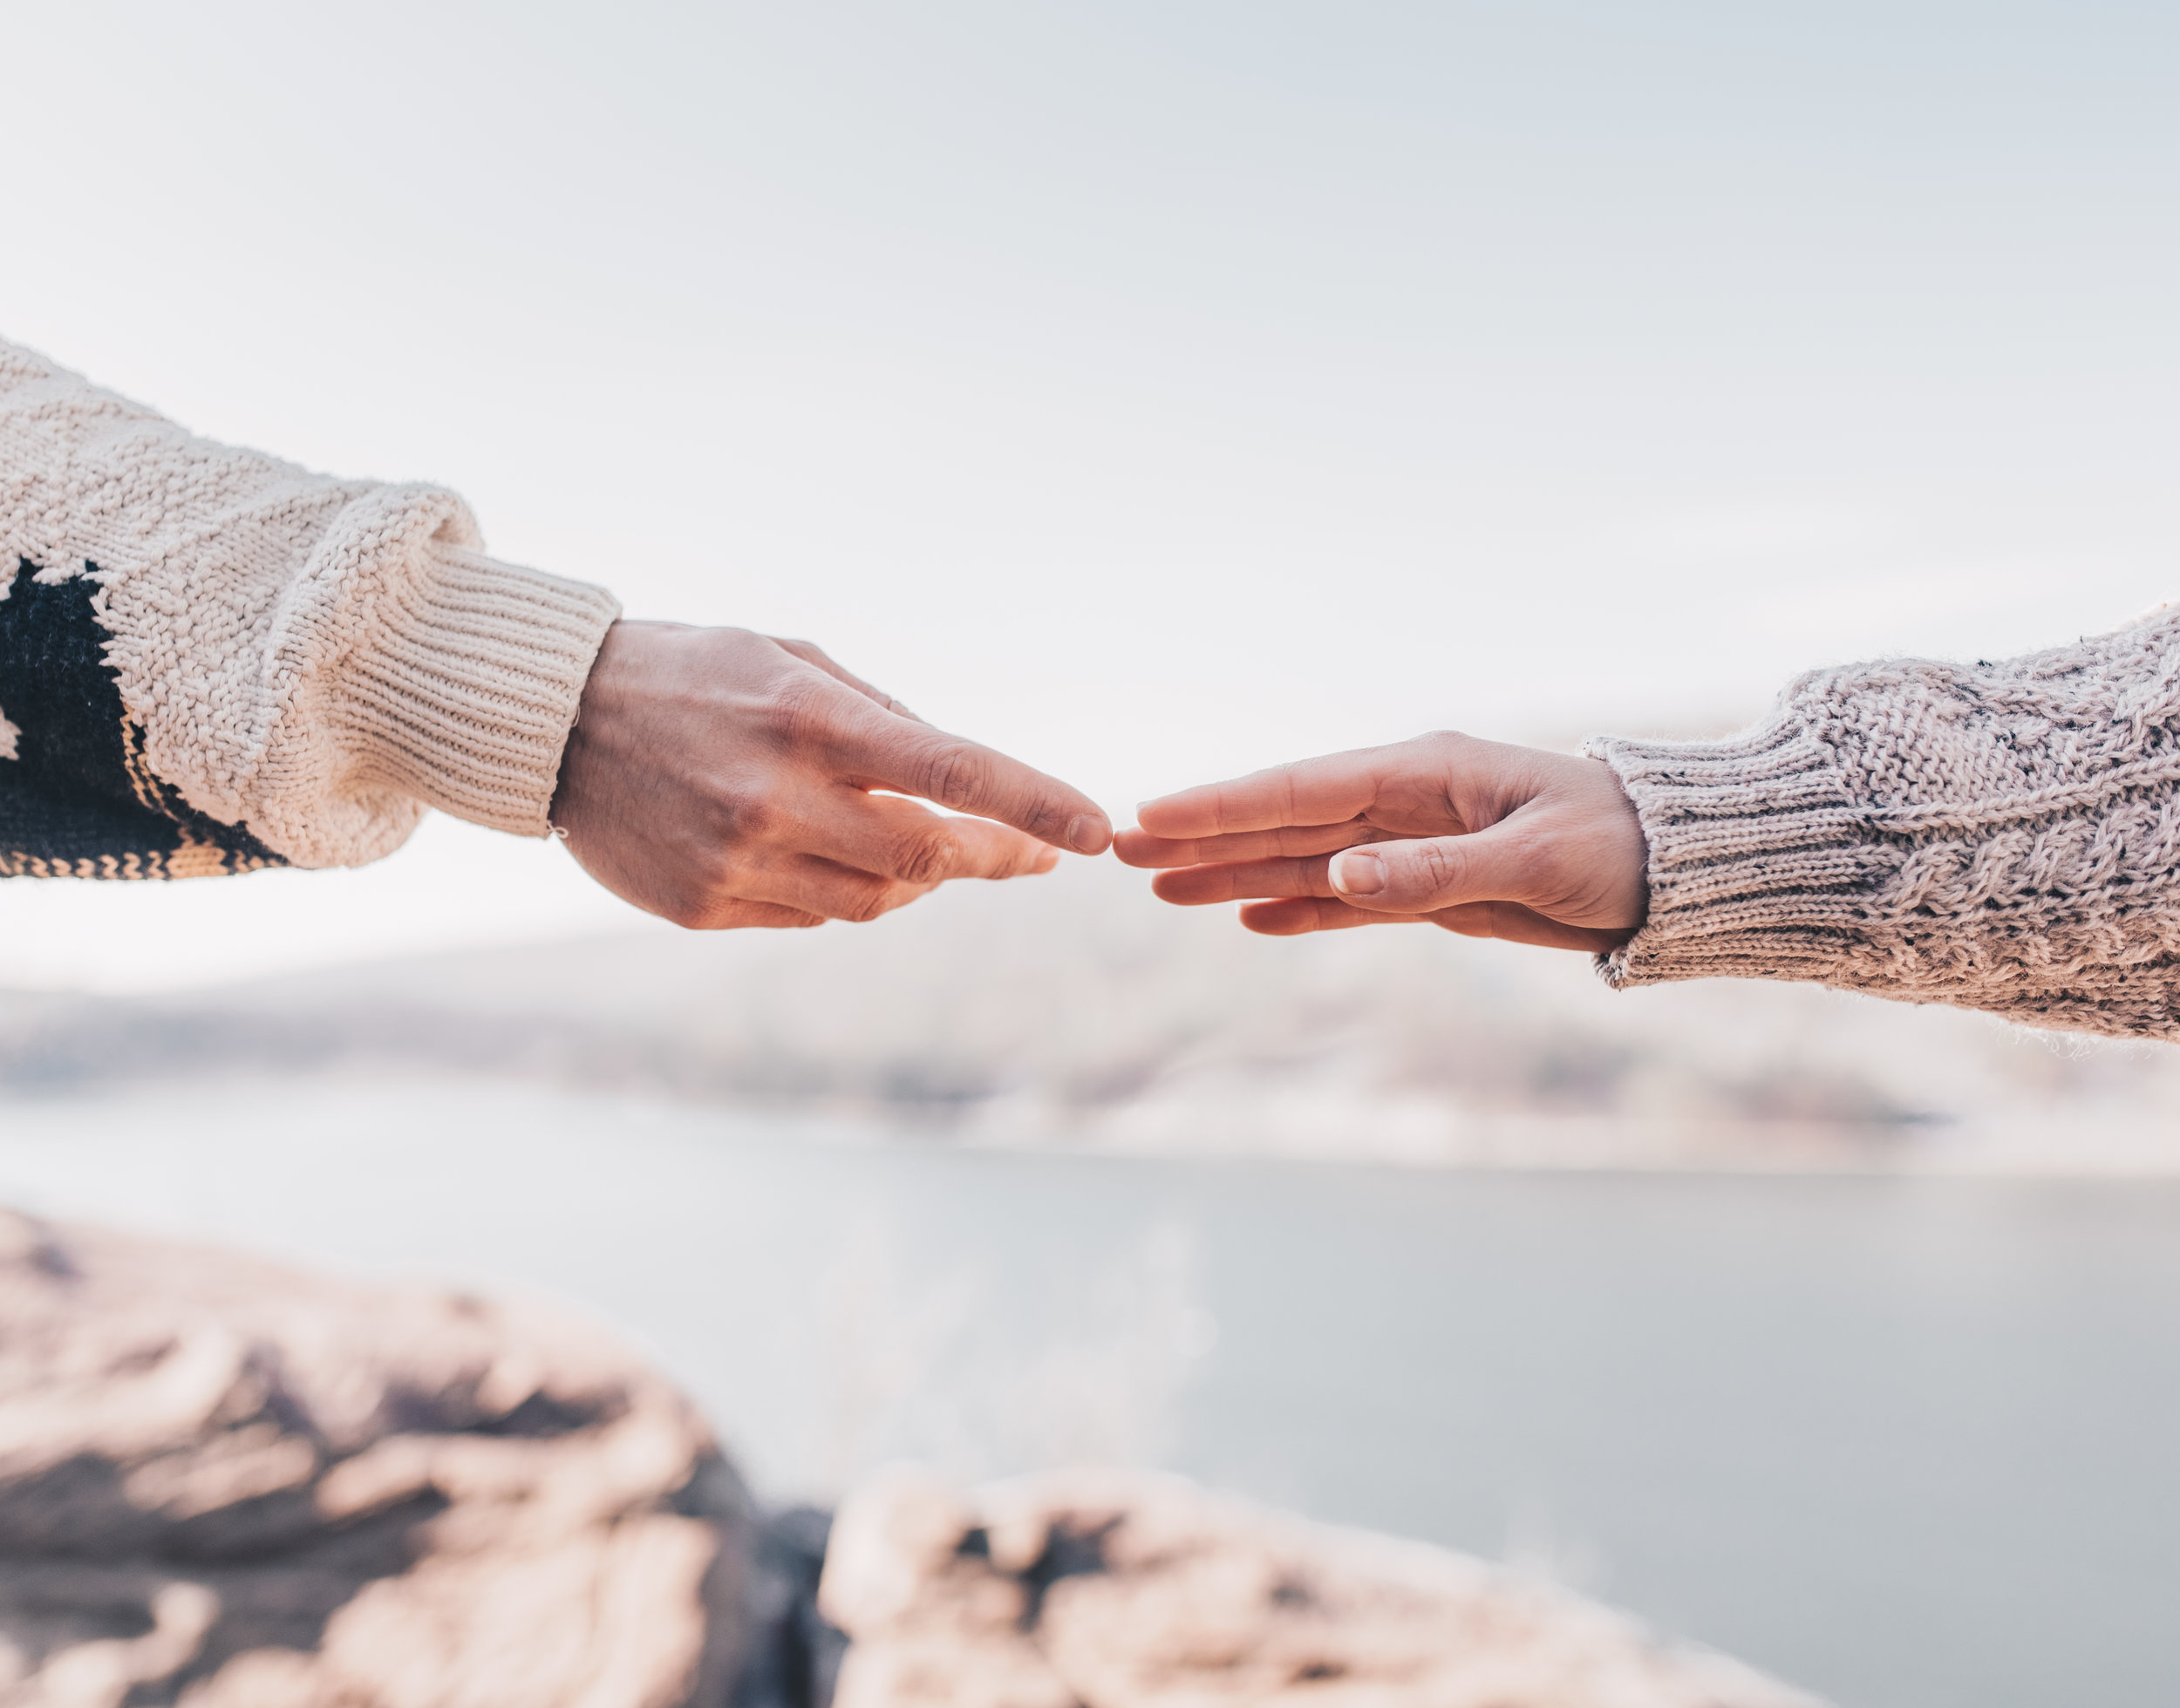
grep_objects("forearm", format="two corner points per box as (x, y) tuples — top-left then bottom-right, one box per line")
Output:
(0, 340), (617, 878)
(1589, 609), (2180, 1038)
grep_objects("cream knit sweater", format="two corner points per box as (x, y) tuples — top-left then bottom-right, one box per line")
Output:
(1589, 608), (2180, 1040)
(0, 340), (619, 878)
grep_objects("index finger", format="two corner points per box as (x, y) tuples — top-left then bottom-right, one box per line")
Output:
(1134, 746), (1403, 840)
(834, 702), (1113, 854)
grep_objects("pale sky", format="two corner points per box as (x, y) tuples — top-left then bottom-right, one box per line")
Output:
(3, 1), (2175, 989)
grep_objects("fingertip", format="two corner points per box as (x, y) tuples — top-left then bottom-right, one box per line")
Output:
(1241, 896), (1399, 935)
(1147, 869), (1194, 903)
(1032, 847), (1060, 874)
(1133, 794), (1202, 838)
(1066, 813), (1113, 855)
(1111, 828), (1176, 868)
(1328, 849), (1386, 897)
(1236, 899), (1313, 936)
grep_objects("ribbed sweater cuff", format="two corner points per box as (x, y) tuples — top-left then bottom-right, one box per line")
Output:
(1584, 720), (1895, 990)
(343, 546), (620, 838)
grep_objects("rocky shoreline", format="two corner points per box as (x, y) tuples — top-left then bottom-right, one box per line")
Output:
(0, 1212), (1817, 1707)
(818, 1466), (1815, 1708)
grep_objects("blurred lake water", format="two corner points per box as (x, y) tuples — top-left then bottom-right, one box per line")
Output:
(0, 1079), (2175, 1708)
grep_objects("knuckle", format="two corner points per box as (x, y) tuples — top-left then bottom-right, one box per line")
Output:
(1410, 838), (1468, 895)
(919, 743), (997, 809)
(709, 782), (780, 844)
(893, 830), (958, 887)
(696, 832), (747, 879)
(761, 673), (837, 746)
(662, 890), (721, 931)
(835, 881), (898, 925)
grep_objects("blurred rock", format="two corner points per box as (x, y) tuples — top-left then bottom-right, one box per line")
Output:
(0, 1212), (752, 1707)
(0, 1211), (1825, 1708)
(818, 1465), (1820, 1708)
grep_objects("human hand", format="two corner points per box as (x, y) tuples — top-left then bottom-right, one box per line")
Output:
(1114, 732), (1646, 950)
(550, 622), (1112, 929)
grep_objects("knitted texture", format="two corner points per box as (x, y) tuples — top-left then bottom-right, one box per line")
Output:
(0, 340), (620, 875)
(1588, 608), (2180, 1040)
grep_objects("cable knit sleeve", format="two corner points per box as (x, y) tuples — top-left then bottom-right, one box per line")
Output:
(1585, 608), (2180, 1040)
(0, 339), (620, 878)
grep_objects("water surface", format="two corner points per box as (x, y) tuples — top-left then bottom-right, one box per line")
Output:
(1, 1081), (2175, 1708)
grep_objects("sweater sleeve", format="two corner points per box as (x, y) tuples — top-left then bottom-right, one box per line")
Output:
(1584, 607), (2180, 1040)
(0, 340), (620, 879)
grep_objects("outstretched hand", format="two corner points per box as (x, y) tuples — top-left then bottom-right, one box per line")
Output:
(551, 622), (1111, 929)
(1114, 732), (1647, 951)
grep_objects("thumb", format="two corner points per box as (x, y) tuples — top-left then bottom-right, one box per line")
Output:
(1326, 826), (1532, 915)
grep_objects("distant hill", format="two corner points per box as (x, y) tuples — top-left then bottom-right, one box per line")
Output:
(6, 861), (2179, 1171)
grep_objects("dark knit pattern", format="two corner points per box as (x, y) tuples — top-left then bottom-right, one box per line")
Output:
(0, 559), (285, 879)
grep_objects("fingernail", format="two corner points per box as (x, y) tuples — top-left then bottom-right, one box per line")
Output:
(1032, 849), (1059, 874)
(1066, 813), (1110, 854)
(1331, 850), (1385, 895)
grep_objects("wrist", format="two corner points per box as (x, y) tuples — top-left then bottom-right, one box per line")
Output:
(338, 543), (620, 844)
